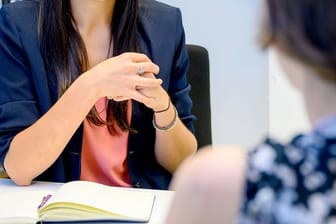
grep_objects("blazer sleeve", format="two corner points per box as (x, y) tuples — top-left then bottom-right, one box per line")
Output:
(168, 8), (195, 133)
(0, 6), (40, 167)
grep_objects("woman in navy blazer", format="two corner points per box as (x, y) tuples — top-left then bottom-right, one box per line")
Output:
(0, 0), (197, 189)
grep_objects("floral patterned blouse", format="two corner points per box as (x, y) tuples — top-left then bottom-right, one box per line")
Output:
(240, 116), (336, 224)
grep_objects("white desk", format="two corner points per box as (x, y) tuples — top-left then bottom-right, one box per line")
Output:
(0, 178), (174, 224)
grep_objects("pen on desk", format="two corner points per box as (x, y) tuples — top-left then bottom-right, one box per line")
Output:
(38, 194), (52, 209)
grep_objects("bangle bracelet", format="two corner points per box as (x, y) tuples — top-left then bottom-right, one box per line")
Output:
(154, 100), (170, 113)
(153, 106), (177, 131)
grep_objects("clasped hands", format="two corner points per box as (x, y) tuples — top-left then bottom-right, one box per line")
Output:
(88, 52), (170, 112)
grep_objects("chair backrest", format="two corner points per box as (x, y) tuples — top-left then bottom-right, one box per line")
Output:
(186, 44), (212, 148)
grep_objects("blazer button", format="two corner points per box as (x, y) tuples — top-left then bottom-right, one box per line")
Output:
(129, 151), (135, 155)
(135, 182), (141, 188)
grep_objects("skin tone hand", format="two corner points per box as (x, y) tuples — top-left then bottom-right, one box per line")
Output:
(113, 72), (170, 112)
(138, 73), (170, 112)
(87, 52), (162, 104)
(110, 69), (197, 174)
(5, 53), (162, 185)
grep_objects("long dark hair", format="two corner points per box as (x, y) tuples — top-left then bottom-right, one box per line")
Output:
(260, 0), (336, 81)
(38, 0), (138, 135)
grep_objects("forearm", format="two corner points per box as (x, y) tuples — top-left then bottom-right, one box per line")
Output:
(154, 104), (197, 173)
(4, 73), (98, 185)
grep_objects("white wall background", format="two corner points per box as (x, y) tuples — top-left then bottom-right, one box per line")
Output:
(160, 0), (269, 148)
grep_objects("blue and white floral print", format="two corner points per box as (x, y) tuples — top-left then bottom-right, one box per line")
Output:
(240, 116), (336, 224)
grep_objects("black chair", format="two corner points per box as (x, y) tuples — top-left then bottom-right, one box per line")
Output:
(186, 44), (212, 148)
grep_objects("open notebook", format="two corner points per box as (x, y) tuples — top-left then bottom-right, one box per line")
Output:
(0, 180), (156, 223)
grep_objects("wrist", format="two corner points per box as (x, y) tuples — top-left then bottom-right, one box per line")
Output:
(78, 71), (101, 102)
(154, 99), (171, 113)
(153, 100), (178, 131)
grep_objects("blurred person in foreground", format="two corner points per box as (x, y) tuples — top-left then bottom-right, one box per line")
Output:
(165, 0), (336, 223)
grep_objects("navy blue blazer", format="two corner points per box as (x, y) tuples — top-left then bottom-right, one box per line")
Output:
(0, 0), (195, 190)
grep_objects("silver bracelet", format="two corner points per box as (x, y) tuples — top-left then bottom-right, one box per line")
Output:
(152, 106), (177, 131)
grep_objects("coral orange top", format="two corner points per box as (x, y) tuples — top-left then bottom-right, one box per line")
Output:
(80, 97), (131, 187)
